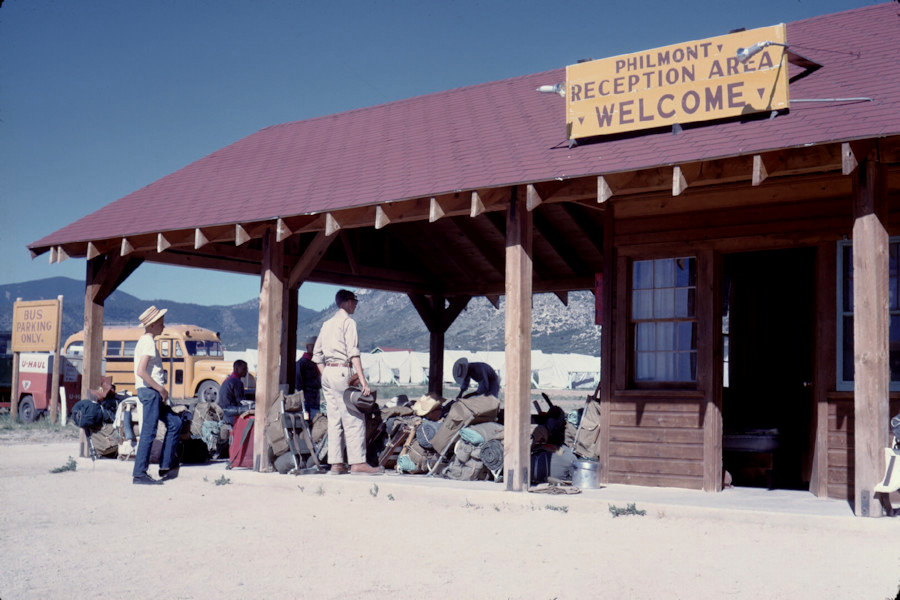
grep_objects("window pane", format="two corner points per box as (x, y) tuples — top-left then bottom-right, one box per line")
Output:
(654, 258), (675, 287)
(656, 352), (675, 381)
(842, 245), (854, 312)
(633, 260), (653, 290)
(636, 352), (654, 380)
(676, 352), (696, 381)
(123, 341), (137, 357)
(656, 321), (675, 351)
(677, 322), (696, 351)
(636, 322), (654, 351)
(653, 288), (674, 319)
(843, 315), (854, 381)
(633, 290), (652, 319)
(675, 288), (697, 318)
(675, 257), (695, 287)
(106, 342), (121, 356)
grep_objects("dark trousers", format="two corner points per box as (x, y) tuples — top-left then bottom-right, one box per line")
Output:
(132, 387), (181, 477)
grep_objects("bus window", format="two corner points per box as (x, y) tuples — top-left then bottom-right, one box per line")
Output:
(175, 342), (184, 357)
(185, 341), (223, 357)
(106, 341), (122, 357)
(175, 370), (183, 384)
(123, 341), (137, 356)
(160, 340), (170, 358)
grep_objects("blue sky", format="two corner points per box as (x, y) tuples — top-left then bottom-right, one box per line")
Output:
(0, 0), (879, 310)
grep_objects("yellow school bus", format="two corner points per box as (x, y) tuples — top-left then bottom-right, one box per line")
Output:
(63, 325), (253, 403)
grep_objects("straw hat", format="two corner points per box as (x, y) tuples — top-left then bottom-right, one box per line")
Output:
(411, 394), (442, 417)
(138, 305), (167, 327)
(452, 357), (469, 384)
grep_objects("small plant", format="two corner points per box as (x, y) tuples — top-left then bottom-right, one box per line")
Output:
(545, 504), (569, 513)
(213, 475), (231, 486)
(50, 456), (77, 473)
(314, 485), (325, 496)
(387, 493), (395, 501)
(609, 503), (646, 518)
(369, 483), (379, 498)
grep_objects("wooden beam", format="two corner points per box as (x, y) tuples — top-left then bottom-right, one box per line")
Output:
(532, 211), (590, 276)
(325, 212), (341, 236)
(276, 218), (293, 242)
(598, 175), (614, 203)
(156, 233), (171, 253)
(429, 197), (445, 223)
(120, 238), (134, 256)
(471, 191), (486, 217)
(842, 142), (859, 175)
(673, 165), (688, 196)
(852, 152), (889, 517)
(752, 154), (769, 186)
(194, 228), (210, 249)
(503, 188), (532, 492)
(374, 205), (391, 229)
(95, 255), (144, 304)
(339, 230), (359, 276)
(486, 294), (500, 309)
(288, 232), (335, 288)
(235, 224), (251, 246)
(254, 227), (284, 472)
(49, 247), (58, 263)
(526, 184), (543, 211)
(82, 257), (104, 458)
(86, 242), (101, 260)
(56, 246), (69, 263)
(145, 249), (261, 276)
(554, 291), (568, 306)
(598, 206), (614, 484)
(448, 218), (505, 279)
(282, 286), (298, 391)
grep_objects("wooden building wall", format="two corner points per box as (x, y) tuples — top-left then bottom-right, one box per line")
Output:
(601, 169), (900, 495)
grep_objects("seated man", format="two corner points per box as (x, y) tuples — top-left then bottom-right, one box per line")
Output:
(452, 357), (500, 399)
(217, 359), (250, 427)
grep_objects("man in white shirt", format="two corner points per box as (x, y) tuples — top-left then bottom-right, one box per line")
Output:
(313, 289), (381, 475)
(132, 306), (183, 485)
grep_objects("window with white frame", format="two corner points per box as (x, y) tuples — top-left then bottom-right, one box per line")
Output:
(837, 239), (900, 390)
(632, 256), (698, 383)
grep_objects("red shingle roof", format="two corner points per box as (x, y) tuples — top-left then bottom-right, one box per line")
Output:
(30, 3), (900, 252)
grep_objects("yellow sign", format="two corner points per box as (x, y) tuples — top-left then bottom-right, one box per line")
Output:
(12, 299), (62, 352)
(566, 24), (789, 139)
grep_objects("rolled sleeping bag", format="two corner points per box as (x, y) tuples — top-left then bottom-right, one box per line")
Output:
(454, 439), (474, 463)
(480, 439), (504, 472)
(458, 427), (484, 446)
(416, 419), (442, 450)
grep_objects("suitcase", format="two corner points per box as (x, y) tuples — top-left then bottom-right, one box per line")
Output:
(228, 413), (255, 469)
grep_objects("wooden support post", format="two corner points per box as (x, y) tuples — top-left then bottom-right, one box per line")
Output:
(598, 206), (613, 484)
(48, 295), (63, 424)
(82, 258), (105, 458)
(408, 294), (471, 397)
(811, 242), (836, 497)
(255, 227), (284, 472)
(283, 286), (299, 392)
(9, 298), (22, 423)
(700, 249), (722, 492)
(503, 187), (532, 491)
(852, 153), (889, 517)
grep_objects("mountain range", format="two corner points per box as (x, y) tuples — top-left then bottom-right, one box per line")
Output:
(1, 277), (601, 355)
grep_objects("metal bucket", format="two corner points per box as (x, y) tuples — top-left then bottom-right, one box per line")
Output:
(571, 458), (600, 489)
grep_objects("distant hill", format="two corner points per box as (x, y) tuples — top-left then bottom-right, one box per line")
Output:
(1, 277), (601, 355)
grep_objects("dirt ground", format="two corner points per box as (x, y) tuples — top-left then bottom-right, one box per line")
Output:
(2, 433), (900, 600)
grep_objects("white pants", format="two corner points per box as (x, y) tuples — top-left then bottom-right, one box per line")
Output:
(321, 365), (366, 465)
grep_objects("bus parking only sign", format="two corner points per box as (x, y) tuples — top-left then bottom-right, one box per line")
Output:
(12, 299), (62, 353)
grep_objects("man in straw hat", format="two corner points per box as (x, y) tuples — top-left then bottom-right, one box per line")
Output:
(312, 289), (382, 475)
(132, 305), (182, 485)
(452, 357), (500, 399)
(295, 335), (322, 418)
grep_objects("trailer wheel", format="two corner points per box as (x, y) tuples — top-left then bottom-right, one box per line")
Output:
(17, 395), (37, 423)
(197, 380), (220, 404)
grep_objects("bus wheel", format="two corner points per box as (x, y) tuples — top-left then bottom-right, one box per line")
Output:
(197, 380), (220, 404)
(17, 395), (37, 423)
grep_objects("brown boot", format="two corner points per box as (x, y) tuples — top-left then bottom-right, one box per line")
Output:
(350, 463), (384, 475)
(329, 464), (348, 475)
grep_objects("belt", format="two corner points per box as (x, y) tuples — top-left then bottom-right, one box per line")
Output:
(325, 361), (351, 367)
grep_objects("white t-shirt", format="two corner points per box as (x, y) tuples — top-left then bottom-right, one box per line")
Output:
(134, 333), (165, 389)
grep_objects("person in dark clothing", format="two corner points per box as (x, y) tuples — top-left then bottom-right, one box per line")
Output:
(217, 360), (248, 426)
(295, 336), (322, 418)
(452, 358), (500, 398)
